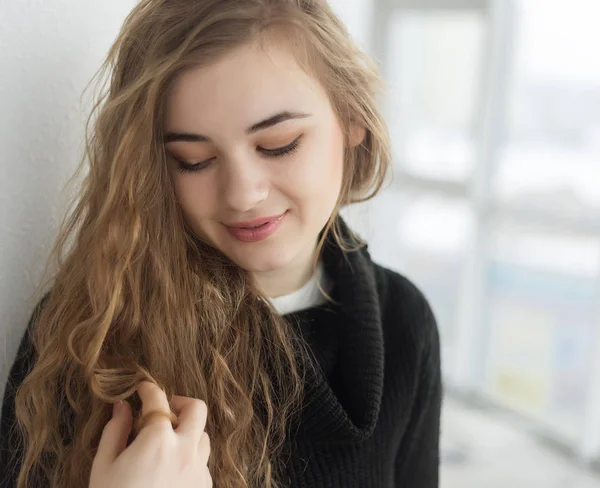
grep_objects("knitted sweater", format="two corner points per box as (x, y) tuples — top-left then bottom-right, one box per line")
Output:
(1, 224), (442, 487)
(275, 227), (442, 487)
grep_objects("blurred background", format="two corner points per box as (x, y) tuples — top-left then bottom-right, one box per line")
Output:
(334, 0), (600, 486)
(0, 0), (599, 486)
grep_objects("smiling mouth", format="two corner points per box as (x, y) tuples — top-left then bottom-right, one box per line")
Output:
(224, 211), (289, 243)
(226, 211), (288, 229)
(241, 222), (269, 229)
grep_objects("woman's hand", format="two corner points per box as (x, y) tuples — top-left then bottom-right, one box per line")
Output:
(90, 381), (212, 488)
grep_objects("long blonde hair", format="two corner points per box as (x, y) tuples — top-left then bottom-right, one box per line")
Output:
(12, 1), (391, 486)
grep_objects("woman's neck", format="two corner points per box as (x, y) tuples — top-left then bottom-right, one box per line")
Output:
(252, 243), (317, 298)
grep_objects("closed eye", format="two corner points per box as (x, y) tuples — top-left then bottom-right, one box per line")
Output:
(175, 157), (214, 173)
(258, 135), (303, 158)
(174, 134), (303, 173)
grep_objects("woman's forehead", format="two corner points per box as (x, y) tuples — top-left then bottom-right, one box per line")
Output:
(164, 41), (328, 134)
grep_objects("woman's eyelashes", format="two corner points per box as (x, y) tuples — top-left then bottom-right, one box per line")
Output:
(175, 157), (214, 173)
(258, 135), (302, 158)
(175, 135), (303, 173)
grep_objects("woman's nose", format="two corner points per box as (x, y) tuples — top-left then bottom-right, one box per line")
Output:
(219, 154), (270, 213)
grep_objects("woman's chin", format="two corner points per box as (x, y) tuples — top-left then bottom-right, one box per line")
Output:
(231, 251), (293, 274)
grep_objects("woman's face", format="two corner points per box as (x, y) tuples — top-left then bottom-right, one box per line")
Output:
(164, 40), (358, 274)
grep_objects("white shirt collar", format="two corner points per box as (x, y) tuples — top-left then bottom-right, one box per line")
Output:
(269, 262), (330, 315)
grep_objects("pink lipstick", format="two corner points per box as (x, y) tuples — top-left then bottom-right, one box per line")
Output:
(225, 211), (288, 242)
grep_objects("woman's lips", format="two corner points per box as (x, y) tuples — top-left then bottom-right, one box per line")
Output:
(225, 211), (288, 242)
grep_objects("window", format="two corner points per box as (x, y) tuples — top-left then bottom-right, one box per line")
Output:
(370, 0), (600, 461)
(386, 11), (486, 183)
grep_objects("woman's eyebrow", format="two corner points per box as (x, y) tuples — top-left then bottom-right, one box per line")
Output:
(246, 111), (311, 134)
(163, 111), (311, 144)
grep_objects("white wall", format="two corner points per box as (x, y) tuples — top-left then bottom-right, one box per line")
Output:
(0, 0), (377, 397)
(0, 1), (136, 397)
(327, 0), (375, 55)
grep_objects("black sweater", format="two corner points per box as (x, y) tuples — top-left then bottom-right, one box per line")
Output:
(1, 224), (442, 488)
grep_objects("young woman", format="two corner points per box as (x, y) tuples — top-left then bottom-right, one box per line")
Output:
(0, 1), (442, 487)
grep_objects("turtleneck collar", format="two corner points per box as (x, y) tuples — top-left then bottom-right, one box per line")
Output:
(286, 217), (384, 444)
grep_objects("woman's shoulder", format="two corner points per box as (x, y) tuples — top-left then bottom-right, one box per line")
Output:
(371, 261), (439, 351)
(0, 294), (52, 486)
(371, 262), (433, 312)
(2, 294), (49, 397)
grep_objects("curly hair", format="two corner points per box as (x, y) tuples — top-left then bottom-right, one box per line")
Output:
(11, 1), (391, 486)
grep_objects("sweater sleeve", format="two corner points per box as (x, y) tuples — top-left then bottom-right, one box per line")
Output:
(394, 296), (443, 487)
(1, 304), (43, 488)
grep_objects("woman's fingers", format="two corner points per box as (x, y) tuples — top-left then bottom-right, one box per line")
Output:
(137, 381), (174, 430)
(198, 431), (211, 465)
(119, 383), (210, 465)
(93, 400), (133, 471)
(170, 394), (208, 442)
(170, 394), (210, 463)
(91, 386), (213, 488)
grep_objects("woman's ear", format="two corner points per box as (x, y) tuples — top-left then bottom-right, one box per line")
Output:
(348, 122), (366, 148)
